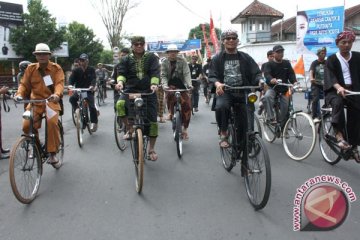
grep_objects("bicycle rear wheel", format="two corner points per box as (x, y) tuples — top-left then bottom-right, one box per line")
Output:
(261, 111), (276, 143)
(282, 112), (316, 161)
(221, 125), (235, 172)
(319, 115), (341, 165)
(9, 136), (42, 204)
(57, 121), (64, 166)
(76, 109), (83, 147)
(132, 128), (144, 193)
(244, 135), (271, 210)
(175, 111), (183, 158)
(114, 115), (126, 151)
(71, 106), (76, 126)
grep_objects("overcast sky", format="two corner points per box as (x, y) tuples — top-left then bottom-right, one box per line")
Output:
(6, 0), (359, 49)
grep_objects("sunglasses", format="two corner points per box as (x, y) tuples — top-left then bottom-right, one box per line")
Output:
(225, 37), (237, 41)
(133, 42), (145, 47)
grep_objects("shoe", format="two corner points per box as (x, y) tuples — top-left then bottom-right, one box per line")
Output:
(0, 153), (9, 160)
(48, 155), (62, 169)
(313, 118), (321, 124)
(352, 148), (360, 163)
(148, 151), (158, 161)
(1, 148), (10, 154)
(194, 108), (199, 112)
(336, 139), (351, 150)
(90, 123), (98, 132)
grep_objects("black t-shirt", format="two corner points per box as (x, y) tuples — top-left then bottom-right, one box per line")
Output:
(223, 53), (243, 87)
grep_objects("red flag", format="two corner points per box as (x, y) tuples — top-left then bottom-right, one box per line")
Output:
(210, 13), (220, 53)
(293, 55), (305, 75)
(201, 24), (212, 58)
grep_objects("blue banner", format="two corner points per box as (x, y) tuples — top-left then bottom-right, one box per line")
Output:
(147, 39), (201, 52)
(297, 6), (344, 56)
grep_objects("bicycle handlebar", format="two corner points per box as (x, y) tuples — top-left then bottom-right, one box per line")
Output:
(345, 90), (360, 96)
(223, 85), (261, 91)
(13, 97), (51, 104)
(68, 87), (92, 92)
(164, 89), (191, 92)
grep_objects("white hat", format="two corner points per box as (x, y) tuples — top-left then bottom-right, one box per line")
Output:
(33, 43), (51, 54)
(166, 44), (179, 52)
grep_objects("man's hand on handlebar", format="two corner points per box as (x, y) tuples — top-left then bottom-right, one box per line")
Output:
(49, 94), (60, 103)
(115, 82), (123, 91)
(215, 82), (225, 96)
(150, 85), (158, 92)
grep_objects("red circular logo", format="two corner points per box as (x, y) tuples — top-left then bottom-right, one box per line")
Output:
(304, 185), (348, 230)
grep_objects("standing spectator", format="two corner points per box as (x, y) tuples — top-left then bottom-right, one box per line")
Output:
(324, 31), (360, 162)
(0, 86), (10, 159)
(15, 43), (64, 167)
(309, 47), (326, 123)
(188, 55), (203, 112)
(68, 53), (98, 132)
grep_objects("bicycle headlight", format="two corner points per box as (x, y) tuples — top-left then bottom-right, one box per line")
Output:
(134, 98), (143, 108)
(248, 93), (258, 103)
(22, 110), (32, 120)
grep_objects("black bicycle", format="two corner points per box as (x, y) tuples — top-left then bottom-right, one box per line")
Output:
(220, 85), (271, 210)
(69, 87), (93, 147)
(9, 98), (64, 204)
(120, 90), (154, 193)
(96, 80), (106, 106)
(164, 89), (191, 158)
(319, 90), (360, 165)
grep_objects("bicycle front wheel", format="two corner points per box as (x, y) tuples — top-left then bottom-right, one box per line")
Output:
(319, 114), (341, 165)
(175, 111), (183, 158)
(282, 112), (316, 161)
(221, 125), (235, 172)
(76, 109), (83, 148)
(9, 136), (42, 204)
(114, 115), (126, 151)
(57, 121), (64, 166)
(132, 128), (144, 193)
(97, 87), (103, 106)
(244, 135), (271, 210)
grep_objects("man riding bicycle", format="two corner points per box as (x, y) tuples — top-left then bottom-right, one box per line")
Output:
(114, 36), (160, 161)
(209, 29), (263, 148)
(161, 44), (193, 140)
(95, 63), (108, 98)
(262, 45), (297, 128)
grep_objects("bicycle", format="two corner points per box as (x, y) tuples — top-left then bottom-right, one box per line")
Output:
(164, 88), (191, 158)
(319, 90), (360, 165)
(220, 85), (271, 210)
(69, 87), (93, 148)
(9, 98), (64, 204)
(96, 80), (106, 106)
(114, 90), (127, 151)
(191, 79), (200, 114)
(261, 82), (316, 161)
(120, 90), (154, 193)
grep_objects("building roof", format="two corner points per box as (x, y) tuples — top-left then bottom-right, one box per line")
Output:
(271, 4), (360, 36)
(231, 0), (283, 24)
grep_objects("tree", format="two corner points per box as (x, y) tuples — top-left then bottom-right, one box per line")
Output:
(90, 0), (139, 49)
(9, 0), (66, 61)
(58, 21), (104, 69)
(188, 23), (221, 55)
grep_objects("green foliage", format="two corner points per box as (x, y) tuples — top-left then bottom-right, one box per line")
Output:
(57, 21), (104, 70)
(9, 0), (65, 61)
(99, 50), (114, 65)
(188, 23), (221, 55)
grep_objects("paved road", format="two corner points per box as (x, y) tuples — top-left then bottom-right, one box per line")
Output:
(0, 91), (359, 240)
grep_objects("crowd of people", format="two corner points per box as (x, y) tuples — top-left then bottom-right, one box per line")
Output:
(0, 30), (359, 164)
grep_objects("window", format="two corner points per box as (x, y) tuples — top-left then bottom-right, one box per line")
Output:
(249, 19), (256, 31)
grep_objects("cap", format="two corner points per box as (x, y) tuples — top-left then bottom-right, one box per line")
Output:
(273, 45), (285, 52)
(316, 47), (327, 55)
(131, 36), (145, 44)
(33, 43), (51, 54)
(166, 44), (179, 52)
(79, 53), (89, 60)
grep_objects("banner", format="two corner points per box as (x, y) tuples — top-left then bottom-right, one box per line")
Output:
(147, 39), (201, 52)
(209, 14), (220, 53)
(296, 6), (344, 56)
(201, 24), (212, 59)
(293, 55), (305, 75)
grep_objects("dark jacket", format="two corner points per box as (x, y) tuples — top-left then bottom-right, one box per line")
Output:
(69, 66), (96, 88)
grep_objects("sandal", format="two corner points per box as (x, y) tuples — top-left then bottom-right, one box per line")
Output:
(48, 156), (62, 169)
(123, 131), (134, 140)
(219, 135), (230, 148)
(182, 132), (189, 141)
(148, 151), (158, 161)
(337, 139), (351, 150)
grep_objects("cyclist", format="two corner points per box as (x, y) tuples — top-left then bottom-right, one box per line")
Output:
(258, 50), (274, 115)
(95, 63), (108, 98)
(324, 30), (360, 162)
(69, 53), (98, 132)
(202, 57), (212, 104)
(14, 43), (64, 167)
(309, 47), (326, 123)
(114, 36), (160, 161)
(17, 60), (31, 88)
(161, 44), (192, 140)
(262, 45), (297, 127)
(188, 55), (203, 112)
(208, 29), (263, 148)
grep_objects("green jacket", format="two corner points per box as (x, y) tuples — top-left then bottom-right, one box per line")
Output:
(161, 56), (192, 89)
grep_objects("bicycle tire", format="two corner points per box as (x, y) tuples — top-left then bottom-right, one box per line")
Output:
(133, 128), (144, 193)
(97, 87), (103, 106)
(84, 107), (92, 135)
(76, 109), (83, 147)
(71, 107), (76, 126)
(57, 121), (64, 166)
(175, 111), (183, 158)
(254, 114), (262, 138)
(9, 136), (42, 204)
(221, 124), (235, 172)
(244, 135), (271, 210)
(114, 115), (126, 151)
(319, 115), (342, 165)
(102, 86), (106, 104)
(282, 112), (316, 161)
(261, 111), (276, 143)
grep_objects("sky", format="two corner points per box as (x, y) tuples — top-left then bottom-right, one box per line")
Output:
(5, 0), (359, 50)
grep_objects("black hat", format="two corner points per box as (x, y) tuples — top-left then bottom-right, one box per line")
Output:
(79, 53), (89, 60)
(273, 45), (284, 52)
